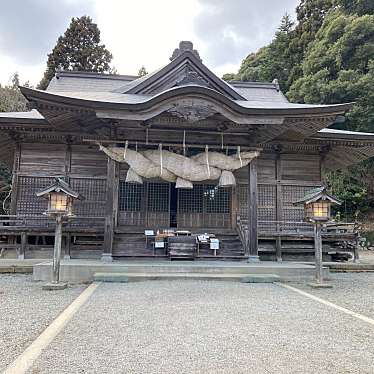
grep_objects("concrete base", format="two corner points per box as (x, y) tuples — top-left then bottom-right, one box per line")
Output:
(308, 282), (333, 289)
(33, 259), (330, 283)
(42, 282), (68, 291)
(101, 253), (113, 262)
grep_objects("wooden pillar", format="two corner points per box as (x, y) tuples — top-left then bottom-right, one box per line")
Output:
(64, 233), (71, 260)
(102, 157), (116, 262)
(247, 159), (259, 261)
(19, 231), (27, 260)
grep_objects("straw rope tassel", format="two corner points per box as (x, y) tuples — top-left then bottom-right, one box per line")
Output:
(183, 130), (186, 156)
(237, 146), (243, 168)
(123, 141), (128, 160)
(205, 145), (210, 178)
(159, 143), (163, 176)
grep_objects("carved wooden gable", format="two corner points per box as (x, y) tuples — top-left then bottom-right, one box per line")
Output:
(115, 42), (244, 101)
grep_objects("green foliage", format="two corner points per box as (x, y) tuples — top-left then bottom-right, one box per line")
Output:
(138, 66), (148, 77)
(233, 1), (374, 219)
(38, 16), (113, 90)
(0, 73), (27, 112)
(222, 73), (236, 82)
(237, 14), (296, 91)
(337, 0), (374, 16)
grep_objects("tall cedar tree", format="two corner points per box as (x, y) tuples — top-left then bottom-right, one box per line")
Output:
(38, 16), (113, 90)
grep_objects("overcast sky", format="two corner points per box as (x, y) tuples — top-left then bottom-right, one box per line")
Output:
(0, 0), (299, 86)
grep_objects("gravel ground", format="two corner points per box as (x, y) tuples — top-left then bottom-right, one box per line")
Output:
(0, 274), (86, 372)
(296, 272), (374, 318)
(29, 280), (374, 374)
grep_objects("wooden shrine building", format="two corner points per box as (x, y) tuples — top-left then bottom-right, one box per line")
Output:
(1, 41), (374, 261)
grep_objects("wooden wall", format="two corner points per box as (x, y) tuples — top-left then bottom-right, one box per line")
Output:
(235, 151), (322, 223)
(15, 143), (107, 217)
(13, 143), (322, 225)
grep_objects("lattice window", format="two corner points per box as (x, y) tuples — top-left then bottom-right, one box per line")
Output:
(70, 178), (106, 217)
(147, 183), (169, 212)
(119, 182), (144, 212)
(205, 185), (230, 214)
(16, 176), (55, 215)
(178, 185), (204, 213)
(282, 185), (316, 222)
(258, 184), (276, 221)
(238, 184), (276, 221)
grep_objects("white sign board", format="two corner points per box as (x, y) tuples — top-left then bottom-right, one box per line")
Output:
(155, 241), (165, 248)
(210, 239), (219, 250)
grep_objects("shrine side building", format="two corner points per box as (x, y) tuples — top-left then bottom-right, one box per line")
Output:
(0, 41), (373, 261)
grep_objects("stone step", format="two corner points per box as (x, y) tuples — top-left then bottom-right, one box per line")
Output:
(93, 272), (280, 283)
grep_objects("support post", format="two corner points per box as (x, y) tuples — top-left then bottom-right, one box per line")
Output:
(314, 222), (323, 284)
(102, 156), (116, 262)
(247, 159), (259, 262)
(64, 233), (71, 260)
(52, 215), (63, 283)
(19, 232), (27, 260)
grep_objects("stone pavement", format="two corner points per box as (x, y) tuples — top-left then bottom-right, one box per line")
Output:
(8, 275), (372, 374)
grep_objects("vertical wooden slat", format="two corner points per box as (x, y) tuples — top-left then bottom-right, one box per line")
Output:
(247, 159), (259, 260)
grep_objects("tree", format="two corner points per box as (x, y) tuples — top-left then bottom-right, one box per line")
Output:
(138, 66), (148, 77)
(0, 73), (27, 113)
(287, 9), (374, 218)
(0, 72), (29, 213)
(38, 16), (113, 90)
(237, 14), (295, 91)
(222, 73), (236, 82)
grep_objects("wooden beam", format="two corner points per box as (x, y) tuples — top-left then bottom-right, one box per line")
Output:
(102, 156), (116, 261)
(247, 159), (259, 261)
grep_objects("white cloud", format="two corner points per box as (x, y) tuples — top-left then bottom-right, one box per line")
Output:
(0, 0), (299, 86)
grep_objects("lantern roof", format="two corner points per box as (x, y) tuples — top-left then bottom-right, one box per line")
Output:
(293, 186), (341, 206)
(36, 178), (84, 200)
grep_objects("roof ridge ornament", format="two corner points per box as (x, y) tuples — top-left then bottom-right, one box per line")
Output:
(170, 41), (202, 62)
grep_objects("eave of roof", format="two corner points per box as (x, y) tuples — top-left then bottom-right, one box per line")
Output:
(317, 128), (374, 140)
(0, 109), (47, 124)
(19, 85), (354, 117)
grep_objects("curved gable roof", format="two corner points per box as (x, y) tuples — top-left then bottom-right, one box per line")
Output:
(112, 50), (245, 101)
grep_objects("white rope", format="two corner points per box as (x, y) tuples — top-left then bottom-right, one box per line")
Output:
(237, 146), (243, 168)
(123, 140), (128, 160)
(221, 133), (224, 150)
(205, 145), (210, 178)
(159, 143), (163, 176)
(135, 141), (138, 152)
(183, 130), (186, 156)
(146, 128), (149, 144)
(2, 186), (12, 214)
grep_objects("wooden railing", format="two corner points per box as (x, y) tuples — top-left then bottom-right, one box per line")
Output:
(0, 215), (105, 231)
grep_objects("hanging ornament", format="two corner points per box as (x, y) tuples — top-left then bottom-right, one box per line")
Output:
(123, 140), (129, 160)
(205, 145), (210, 178)
(159, 143), (163, 176)
(183, 130), (186, 156)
